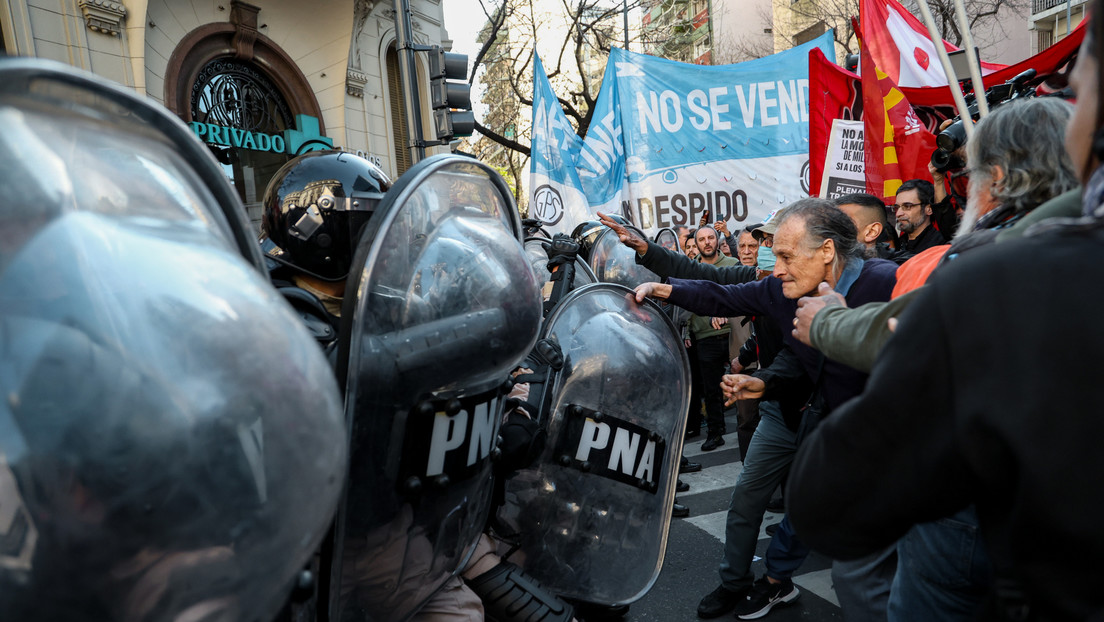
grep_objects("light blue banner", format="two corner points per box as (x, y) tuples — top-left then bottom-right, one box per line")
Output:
(529, 53), (591, 234)
(532, 31), (834, 234)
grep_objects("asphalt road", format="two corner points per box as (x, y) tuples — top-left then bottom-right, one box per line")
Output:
(624, 410), (844, 622)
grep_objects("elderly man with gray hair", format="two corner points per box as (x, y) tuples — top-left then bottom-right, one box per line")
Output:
(632, 199), (899, 620)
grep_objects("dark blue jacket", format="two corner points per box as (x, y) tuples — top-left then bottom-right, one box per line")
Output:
(666, 258), (897, 412)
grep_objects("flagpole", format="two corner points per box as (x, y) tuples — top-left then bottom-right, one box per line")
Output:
(914, 0), (974, 138)
(953, 0), (989, 117)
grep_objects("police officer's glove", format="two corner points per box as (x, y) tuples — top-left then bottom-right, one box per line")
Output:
(543, 233), (580, 271)
(495, 411), (546, 477)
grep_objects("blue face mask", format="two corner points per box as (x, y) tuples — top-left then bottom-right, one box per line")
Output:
(757, 245), (775, 271)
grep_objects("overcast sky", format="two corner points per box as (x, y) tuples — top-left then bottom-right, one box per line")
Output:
(442, 2), (492, 120)
(442, 3), (486, 63)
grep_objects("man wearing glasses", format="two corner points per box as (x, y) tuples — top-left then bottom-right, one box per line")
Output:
(893, 179), (946, 253)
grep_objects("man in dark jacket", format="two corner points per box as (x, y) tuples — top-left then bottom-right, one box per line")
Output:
(614, 200), (898, 620)
(894, 179), (946, 253)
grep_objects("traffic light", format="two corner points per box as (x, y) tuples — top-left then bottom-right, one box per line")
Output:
(429, 47), (475, 140)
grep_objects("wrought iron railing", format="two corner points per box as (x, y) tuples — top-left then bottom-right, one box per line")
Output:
(1033, 0), (1085, 15)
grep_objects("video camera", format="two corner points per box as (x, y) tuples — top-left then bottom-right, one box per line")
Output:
(930, 69), (1042, 173)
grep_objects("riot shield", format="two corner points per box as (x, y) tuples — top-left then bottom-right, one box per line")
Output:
(496, 283), (691, 605)
(0, 58), (346, 621)
(331, 155), (543, 621)
(654, 227), (680, 252)
(524, 236), (597, 302)
(588, 225), (662, 288)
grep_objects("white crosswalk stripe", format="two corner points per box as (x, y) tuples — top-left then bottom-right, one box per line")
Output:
(679, 461), (742, 495)
(677, 454), (841, 615)
(681, 430), (741, 458)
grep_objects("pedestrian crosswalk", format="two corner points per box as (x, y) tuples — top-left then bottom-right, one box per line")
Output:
(625, 414), (843, 621)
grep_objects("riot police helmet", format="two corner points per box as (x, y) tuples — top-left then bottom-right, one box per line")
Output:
(571, 214), (628, 262)
(262, 150), (392, 281)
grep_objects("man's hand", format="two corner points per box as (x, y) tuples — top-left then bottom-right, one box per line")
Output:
(722, 374), (765, 406)
(713, 220), (730, 237)
(597, 212), (648, 254)
(792, 282), (846, 346)
(710, 316), (729, 330)
(698, 211), (710, 228)
(633, 281), (672, 303)
(730, 358), (744, 374)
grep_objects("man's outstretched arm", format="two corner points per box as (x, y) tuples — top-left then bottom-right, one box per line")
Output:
(597, 212), (757, 285)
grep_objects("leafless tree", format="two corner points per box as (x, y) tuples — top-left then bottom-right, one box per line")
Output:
(774, 0), (1029, 58)
(467, 0), (656, 158)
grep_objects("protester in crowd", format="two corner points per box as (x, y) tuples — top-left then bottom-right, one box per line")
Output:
(894, 179), (946, 253)
(684, 234), (700, 260)
(929, 119), (969, 236)
(833, 193), (911, 264)
(713, 226), (761, 457)
(713, 220), (741, 259)
(676, 224), (693, 253)
(786, 20), (1103, 618)
(606, 201), (899, 620)
(733, 228), (760, 267)
(688, 226), (741, 451)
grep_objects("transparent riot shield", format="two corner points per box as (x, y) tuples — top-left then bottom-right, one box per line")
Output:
(654, 227), (680, 252)
(496, 283), (691, 605)
(0, 58), (346, 621)
(331, 155), (544, 621)
(588, 225), (662, 288)
(524, 236), (597, 303)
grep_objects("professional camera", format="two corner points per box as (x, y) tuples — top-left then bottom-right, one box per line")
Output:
(930, 69), (1042, 173)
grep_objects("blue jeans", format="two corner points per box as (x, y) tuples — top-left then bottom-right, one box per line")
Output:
(832, 544), (897, 622)
(764, 515), (810, 580)
(719, 400), (797, 589)
(888, 506), (992, 622)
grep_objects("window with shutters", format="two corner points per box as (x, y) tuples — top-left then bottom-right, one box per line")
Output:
(387, 46), (412, 176)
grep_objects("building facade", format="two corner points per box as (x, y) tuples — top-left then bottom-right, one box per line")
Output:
(0, 0), (453, 227)
(1030, 0), (1088, 54)
(642, 0), (715, 64)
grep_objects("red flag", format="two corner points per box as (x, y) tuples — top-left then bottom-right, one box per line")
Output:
(901, 21), (1085, 107)
(808, 48), (863, 196)
(807, 20), (1084, 200)
(860, 32), (936, 202)
(860, 0), (1006, 88)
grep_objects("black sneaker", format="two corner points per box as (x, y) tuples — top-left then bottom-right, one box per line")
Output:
(677, 479), (690, 492)
(696, 584), (747, 618)
(734, 577), (799, 619)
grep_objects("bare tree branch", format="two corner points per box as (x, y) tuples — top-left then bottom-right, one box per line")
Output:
(474, 120), (531, 156)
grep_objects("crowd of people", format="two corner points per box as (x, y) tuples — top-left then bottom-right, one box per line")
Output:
(592, 3), (1104, 620)
(6, 2), (1104, 621)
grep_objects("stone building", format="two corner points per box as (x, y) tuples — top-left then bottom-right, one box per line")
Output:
(1, 0), (454, 226)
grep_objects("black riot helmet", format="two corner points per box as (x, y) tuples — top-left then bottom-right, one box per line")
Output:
(262, 150), (391, 281)
(571, 214), (628, 262)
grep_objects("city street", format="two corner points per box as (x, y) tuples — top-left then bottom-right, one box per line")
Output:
(627, 409), (843, 622)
